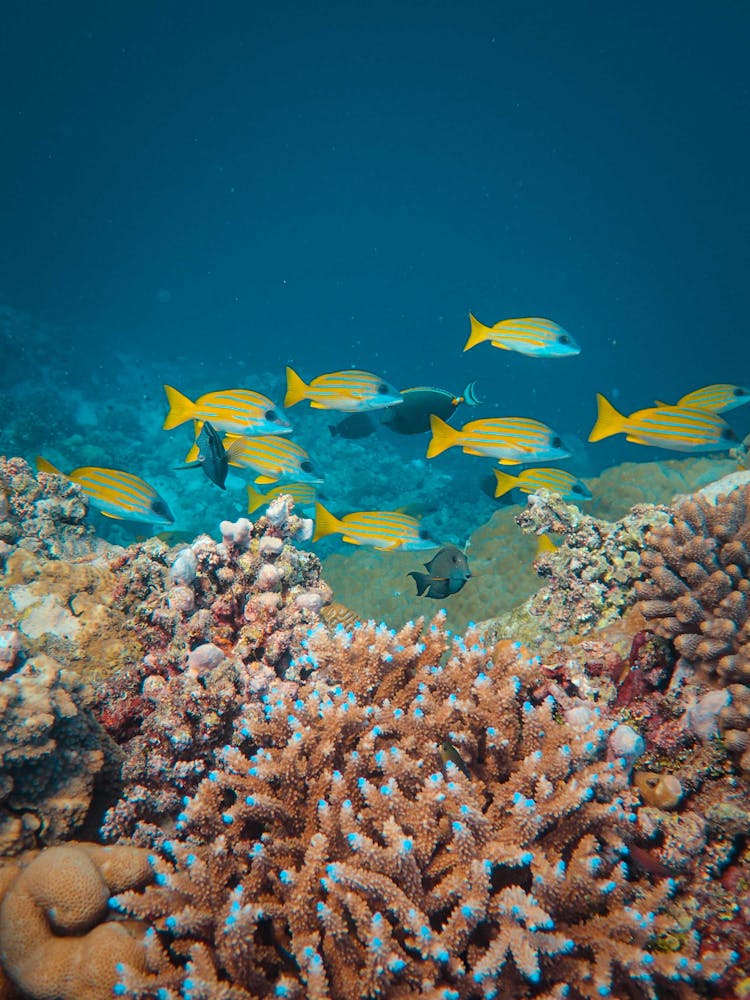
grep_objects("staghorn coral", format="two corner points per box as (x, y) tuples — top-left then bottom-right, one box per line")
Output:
(112, 615), (730, 999)
(0, 841), (167, 1000)
(636, 480), (750, 771)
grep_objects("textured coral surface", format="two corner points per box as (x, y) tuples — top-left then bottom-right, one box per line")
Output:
(637, 483), (750, 771)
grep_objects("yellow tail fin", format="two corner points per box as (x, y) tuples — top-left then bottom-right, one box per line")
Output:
(36, 456), (65, 477)
(535, 533), (558, 556)
(493, 469), (521, 497)
(313, 502), (344, 542)
(588, 393), (626, 442)
(163, 385), (196, 430)
(284, 366), (309, 408)
(426, 414), (463, 458)
(463, 313), (492, 352)
(247, 484), (267, 513)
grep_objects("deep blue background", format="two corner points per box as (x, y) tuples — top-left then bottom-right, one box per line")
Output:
(2, 0), (748, 463)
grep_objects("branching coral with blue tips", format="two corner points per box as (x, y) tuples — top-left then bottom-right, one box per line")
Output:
(113, 615), (730, 999)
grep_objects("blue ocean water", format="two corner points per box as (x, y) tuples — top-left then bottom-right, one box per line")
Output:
(1, 1), (748, 545)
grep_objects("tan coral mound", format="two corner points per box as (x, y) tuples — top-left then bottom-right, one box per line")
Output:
(0, 843), (155, 1000)
(636, 482), (750, 770)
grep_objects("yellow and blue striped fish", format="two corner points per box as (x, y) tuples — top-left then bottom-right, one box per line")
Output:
(36, 458), (174, 524)
(493, 467), (592, 501)
(589, 394), (738, 452)
(163, 385), (291, 437)
(427, 414), (570, 465)
(313, 502), (435, 550)
(463, 313), (580, 358)
(221, 434), (323, 485)
(247, 481), (318, 514)
(285, 367), (403, 412)
(655, 383), (750, 414)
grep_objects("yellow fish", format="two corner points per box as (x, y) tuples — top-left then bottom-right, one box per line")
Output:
(589, 394), (738, 452)
(427, 414), (569, 465)
(655, 383), (750, 414)
(219, 434), (323, 485)
(493, 467), (591, 501)
(247, 482), (318, 514)
(284, 367), (403, 412)
(313, 502), (435, 550)
(36, 458), (174, 524)
(163, 385), (290, 437)
(463, 313), (580, 358)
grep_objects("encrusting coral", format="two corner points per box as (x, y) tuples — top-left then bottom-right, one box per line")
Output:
(636, 482), (750, 771)
(0, 640), (119, 856)
(0, 842), (159, 1000)
(112, 614), (731, 999)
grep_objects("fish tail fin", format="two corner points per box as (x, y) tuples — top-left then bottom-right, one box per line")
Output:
(462, 380), (482, 406)
(246, 484), (266, 513)
(284, 366), (309, 408)
(313, 502), (344, 542)
(36, 456), (64, 477)
(463, 313), (491, 352)
(408, 570), (430, 596)
(163, 385), (196, 430)
(493, 469), (520, 497)
(535, 533), (558, 556)
(588, 393), (626, 442)
(426, 414), (462, 458)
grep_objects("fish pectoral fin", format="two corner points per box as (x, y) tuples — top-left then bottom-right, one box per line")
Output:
(497, 458), (521, 466)
(625, 434), (649, 445)
(341, 534), (363, 546)
(408, 571), (430, 596)
(255, 475), (279, 485)
(309, 401), (328, 409)
(99, 510), (125, 520)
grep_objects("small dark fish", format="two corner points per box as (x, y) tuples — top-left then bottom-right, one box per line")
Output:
(176, 421), (228, 489)
(382, 382), (481, 435)
(408, 544), (471, 599)
(329, 412), (378, 439)
(439, 740), (472, 778)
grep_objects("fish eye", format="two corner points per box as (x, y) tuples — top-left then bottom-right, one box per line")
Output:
(301, 461), (314, 472)
(419, 529), (431, 539)
(734, 387), (748, 397)
(377, 383), (390, 394)
(552, 436), (563, 448)
(725, 428), (739, 441)
(558, 334), (570, 345)
(572, 483), (584, 494)
(265, 409), (279, 420)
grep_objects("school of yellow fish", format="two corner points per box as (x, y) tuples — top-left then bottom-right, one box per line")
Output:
(36, 314), (748, 559)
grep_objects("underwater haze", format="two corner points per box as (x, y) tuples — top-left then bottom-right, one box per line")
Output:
(1, 0), (749, 541)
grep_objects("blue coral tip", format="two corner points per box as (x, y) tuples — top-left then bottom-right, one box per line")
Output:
(597, 986), (610, 996)
(113, 985), (127, 996)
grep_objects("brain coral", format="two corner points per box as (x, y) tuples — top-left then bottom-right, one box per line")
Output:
(636, 481), (750, 770)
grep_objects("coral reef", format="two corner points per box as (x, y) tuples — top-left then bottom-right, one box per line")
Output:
(111, 616), (732, 999)
(0, 639), (119, 855)
(0, 455), (100, 562)
(636, 480), (750, 772)
(488, 490), (672, 651)
(0, 841), (161, 1000)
